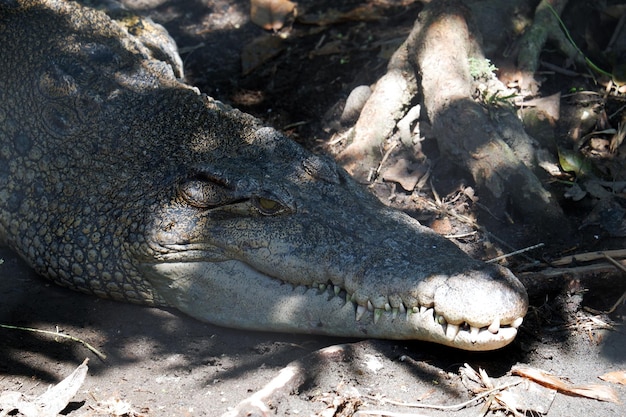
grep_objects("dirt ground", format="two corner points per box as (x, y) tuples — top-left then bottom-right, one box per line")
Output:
(2, 248), (626, 417)
(2, 0), (626, 416)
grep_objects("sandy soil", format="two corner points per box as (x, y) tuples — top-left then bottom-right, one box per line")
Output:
(2, 0), (626, 416)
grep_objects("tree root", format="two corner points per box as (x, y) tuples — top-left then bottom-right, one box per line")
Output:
(516, 0), (581, 79)
(335, 0), (568, 241)
(337, 23), (419, 179)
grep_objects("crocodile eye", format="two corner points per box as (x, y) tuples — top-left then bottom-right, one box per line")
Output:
(254, 197), (287, 215)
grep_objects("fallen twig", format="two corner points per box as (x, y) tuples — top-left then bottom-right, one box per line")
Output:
(354, 410), (431, 417)
(0, 324), (107, 361)
(549, 249), (626, 266)
(603, 253), (626, 274)
(486, 243), (545, 263)
(361, 380), (521, 412)
(524, 262), (626, 278)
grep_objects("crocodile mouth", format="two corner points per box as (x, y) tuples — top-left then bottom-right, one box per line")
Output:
(304, 280), (524, 347)
(140, 259), (525, 351)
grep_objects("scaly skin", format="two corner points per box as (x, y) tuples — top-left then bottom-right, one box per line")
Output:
(0, 0), (528, 350)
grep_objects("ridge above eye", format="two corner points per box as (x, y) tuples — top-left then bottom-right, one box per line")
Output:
(178, 176), (234, 208)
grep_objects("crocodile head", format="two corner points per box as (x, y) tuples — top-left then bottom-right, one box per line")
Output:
(0, 0), (527, 350)
(136, 100), (528, 351)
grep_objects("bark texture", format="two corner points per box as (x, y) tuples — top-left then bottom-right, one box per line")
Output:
(412, 0), (566, 237)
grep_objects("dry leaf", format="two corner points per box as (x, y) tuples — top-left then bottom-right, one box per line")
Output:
(381, 159), (427, 192)
(460, 364), (556, 415)
(250, 0), (296, 31)
(512, 365), (621, 404)
(241, 35), (285, 75)
(600, 370), (626, 385)
(0, 359), (89, 417)
(518, 92), (561, 122)
(609, 120), (626, 153)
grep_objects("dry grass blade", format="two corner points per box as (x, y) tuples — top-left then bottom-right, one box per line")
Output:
(486, 243), (544, 263)
(512, 366), (621, 404)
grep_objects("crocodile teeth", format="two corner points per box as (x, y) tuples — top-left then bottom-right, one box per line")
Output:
(356, 304), (367, 321)
(488, 318), (500, 334)
(367, 300), (374, 311)
(318, 283), (326, 291)
(334, 285), (341, 296)
(391, 308), (398, 319)
(470, 326), (479, 343)
(435, 314), (446, 325)
(398, 303), (406, 314)
(512, 317), (524, 329)
(446, 323), (460, 340)
(419, 306), (427, 314)
(384, 303), (391, 311)
(374, 308), (383, 324)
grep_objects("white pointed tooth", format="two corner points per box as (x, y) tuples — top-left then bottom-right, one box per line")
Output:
(334, 285), (341, 296)
(488, 318), (500, 334)
(436, 314), (446, 325)
(367, 300), (374, 311)
(399, 304), (406, 314)
(406, 307), (415, 321)
(470, 326), (479, 343)
(391, 308), (398, 319)
(512, 317), (524, 329)
(446, 323), (460, 340)
(384, 303), (391, 311)
(374, 309), (383, 324)
(419, 306), (427, 314)
(356, 305), (367, 321)
(319, 283), (326, 291)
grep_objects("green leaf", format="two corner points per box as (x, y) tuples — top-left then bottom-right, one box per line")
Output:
(557, 148), (594, 178)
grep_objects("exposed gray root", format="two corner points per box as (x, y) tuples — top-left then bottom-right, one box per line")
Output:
(517, 0), (580, 78)
(412, 0), (566, 238)
(336, 0), (568, 241)
(337, 20), (419, 180)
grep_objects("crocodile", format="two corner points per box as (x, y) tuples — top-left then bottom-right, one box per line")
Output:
(0, 0), (528, 350)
